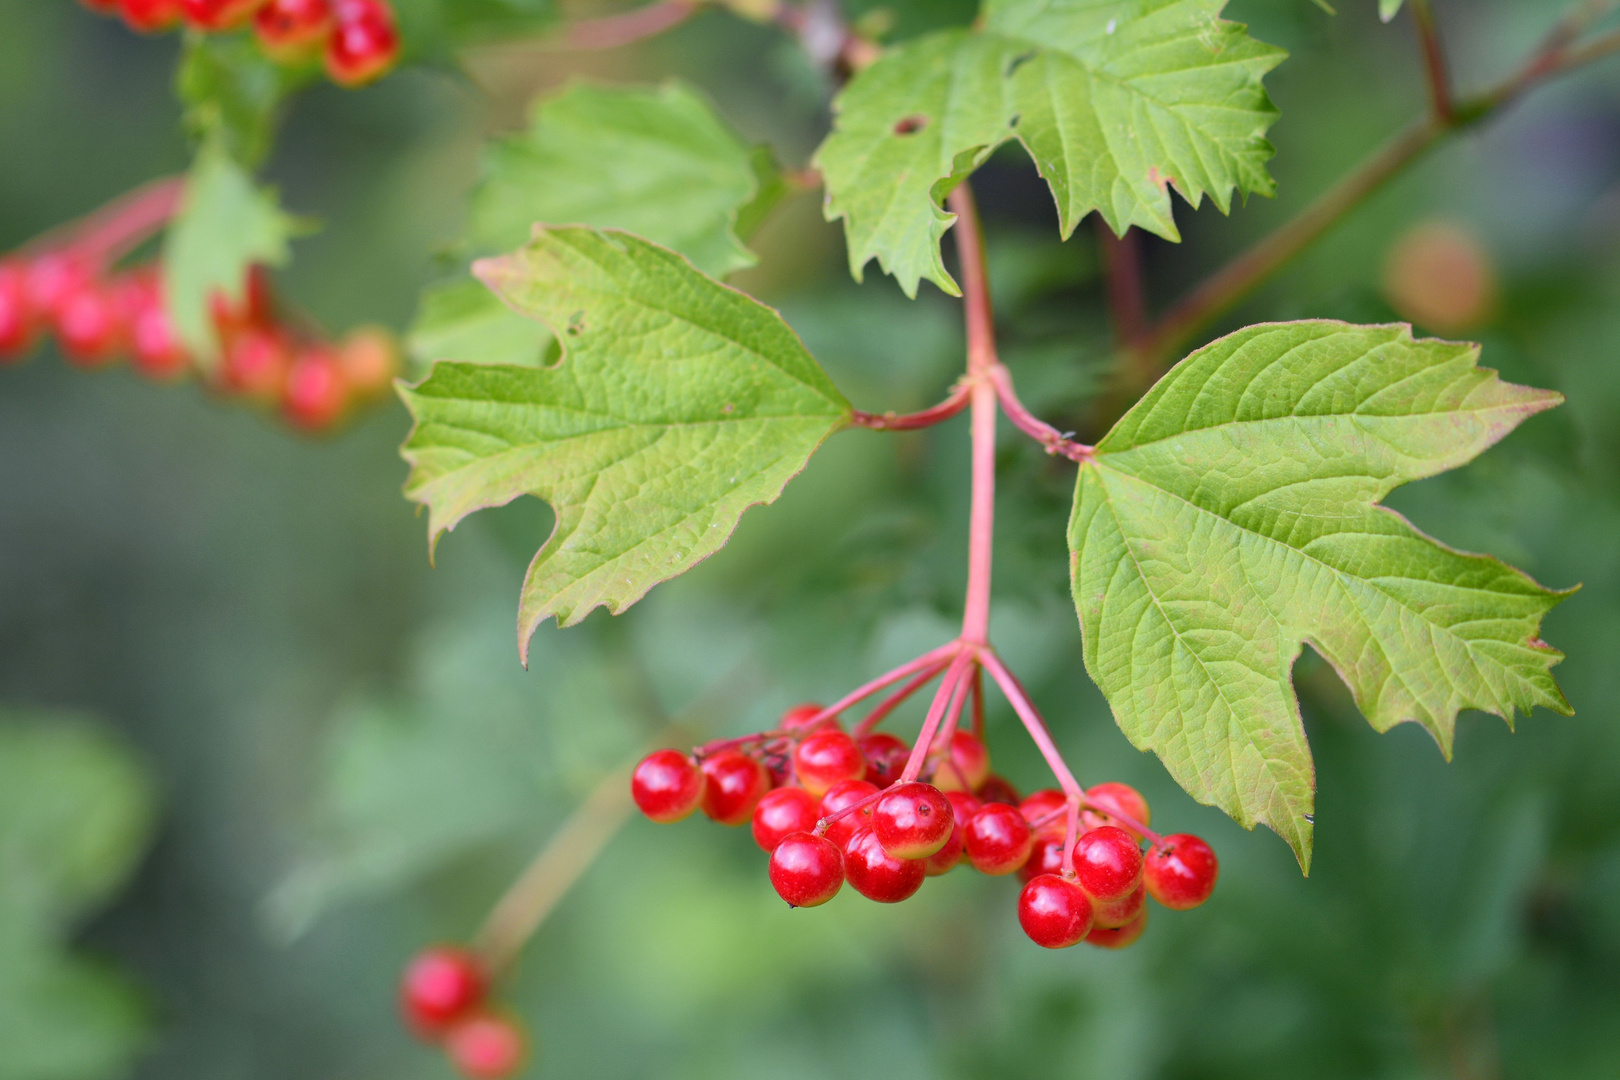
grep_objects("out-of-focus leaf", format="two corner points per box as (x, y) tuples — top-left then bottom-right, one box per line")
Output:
(161, 139), (302, 368)
(1380, 0), (1405, 22)
(405, 277), (554, 375)
(393, 0), (560, 53)
(1070, 321), (1570, 869)
(815, 0), (1283, 296)
(175, 35), (309, 167)
(0, 713), (157, 1080)
(399, 226), (851, 659)
(471, 81), (769, 278)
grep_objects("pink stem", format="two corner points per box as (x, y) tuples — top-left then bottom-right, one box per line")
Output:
(897, 652), (976, 785)
(980, 650), (1085, 873)
(970, 667), (985, 740)
(557, 0), (701, 50)
(26, 176), (185, 266)
(947, 184), (997, 646)
(800, 641), (964, 730)
(988, 364), (1093, 462)
(852, 658), (953, 739)
(850, 380), (972, 431)
(928, 660), (975, 760)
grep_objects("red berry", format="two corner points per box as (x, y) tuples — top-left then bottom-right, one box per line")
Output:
(921, 819), (963, 875)
(975, 773), (1020, 806)
(254, 0), (333, 61)
(1072, 825), (1143, 903)
(128, 296), (189, 379)
(841, 825), (925, 903)
(1019, 788), (1067, 838)
(932, 730), (990, 791)
(178, 0), (267, 31)
(630, 749), (705, 823)
(872, 781), (953, 860)
(24, 252), (91, 321)
(1018, 874), (1094, 949)
(818, 778), (877, 847)
(857, 731), (909, 788)
(793, 729), (865, 798)
(1092, 883), (1145, 929)
(1144, 833), (1218, 910)
(55, 281), (125, 366)
(400, 946), (486, 1036)
(1086, 908), (1148, 949)
(337, 325), (399, 397)
(768, 832), (843, 907)
(444, 1011), (528, 1080)
(698, 750), (770, 826)
(282, 348), (350, 430)
(221, 328), (291, 401)
(1018, 833), (1065, 884)
(326, 0), (400, 87)
(779, 702), (832, 733)
(1082, 781), (1151, 837)
(120, 0), (183, 32)
(0, 260), (36, 358)
(751, 786), (819, 852)
(963, 802), (1032, 876)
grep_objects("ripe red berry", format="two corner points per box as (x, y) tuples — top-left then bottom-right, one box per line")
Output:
(55, 281), (125, 366)
(1018, 833), (1065, 884)
(326, 0), (401, 87)
(24, 252), (91, 321)
(841, 825), (925, 903)
(818, 778), (877, 847)
(178, 0), (267, 31)
(221, 327), (290, 401)
(0, 260), (36, 358)
(282, 348), (350, 430)
(778, 702), (832, 733)
(751, 786), (819, 852)
(1082, 781), (1151, 837)
(873, 781), (954, 860)
(400, 946), (486, 1036)
(1092, 883), (1145, 929)
(921, 819), (963, 875)
(699, 750), (770, 826)
(128, 294), (189, 379)
(1086, 908), (1148, 949)
(1019, 789), (1067, 838)
(975, 773), (1020, 806)
(631, 749), (705, 823)
(857, 731), (909, 788)
(1018, 874), (1094, 949)
(1144, 833), (1218, 910)
(444, 1011), (528, 1080)
(793, 729), (865, 798)
(120, 0), (183, 32)
(963, 802), (1033, 876)
(1072, 825), (1143, 903)
(254, 0), (333, 61)
(768, 832), (843, 907)
(932, 730), (990, 791)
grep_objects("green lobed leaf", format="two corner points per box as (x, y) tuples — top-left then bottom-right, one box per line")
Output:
(405, 277), (555, 375)
(815, 0), (1283, 296)
(162, 139), (302, 368)
(470, 81), (770, 279)
(1068, 322), (1570, 870)
(399, 226), (852, 660)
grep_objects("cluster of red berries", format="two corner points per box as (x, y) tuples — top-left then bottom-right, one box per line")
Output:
(0, 249), (399, 431)
(632, 705), (1218, 951)
(78, 0), (402, 87)
(399, 946), (528, 1079)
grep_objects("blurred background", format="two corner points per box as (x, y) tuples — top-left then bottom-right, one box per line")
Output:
(3, 0), (1620, 1077)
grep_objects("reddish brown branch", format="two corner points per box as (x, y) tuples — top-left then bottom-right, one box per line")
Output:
(552, 0), (702, 51)
(1410, 0), (1454, 122)
(1096, 221), (1148, 348)
(850, 380), (971, 430)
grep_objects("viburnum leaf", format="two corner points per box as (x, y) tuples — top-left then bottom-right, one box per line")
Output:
(815, 0), (1283, 296)
(162, 137), (303, 368)
(1068, 322), (1571, 870)
(405, 277), (555, 374)
(471, 81), (770, 278)
(398, 226), (851, 661)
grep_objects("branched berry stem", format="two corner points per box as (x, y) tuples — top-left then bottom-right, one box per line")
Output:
(851, 657), (953, 739)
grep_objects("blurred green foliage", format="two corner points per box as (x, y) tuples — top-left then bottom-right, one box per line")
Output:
(2, 1), (1620, 1079)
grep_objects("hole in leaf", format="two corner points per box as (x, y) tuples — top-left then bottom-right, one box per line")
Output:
(893, 114), (929, 136)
